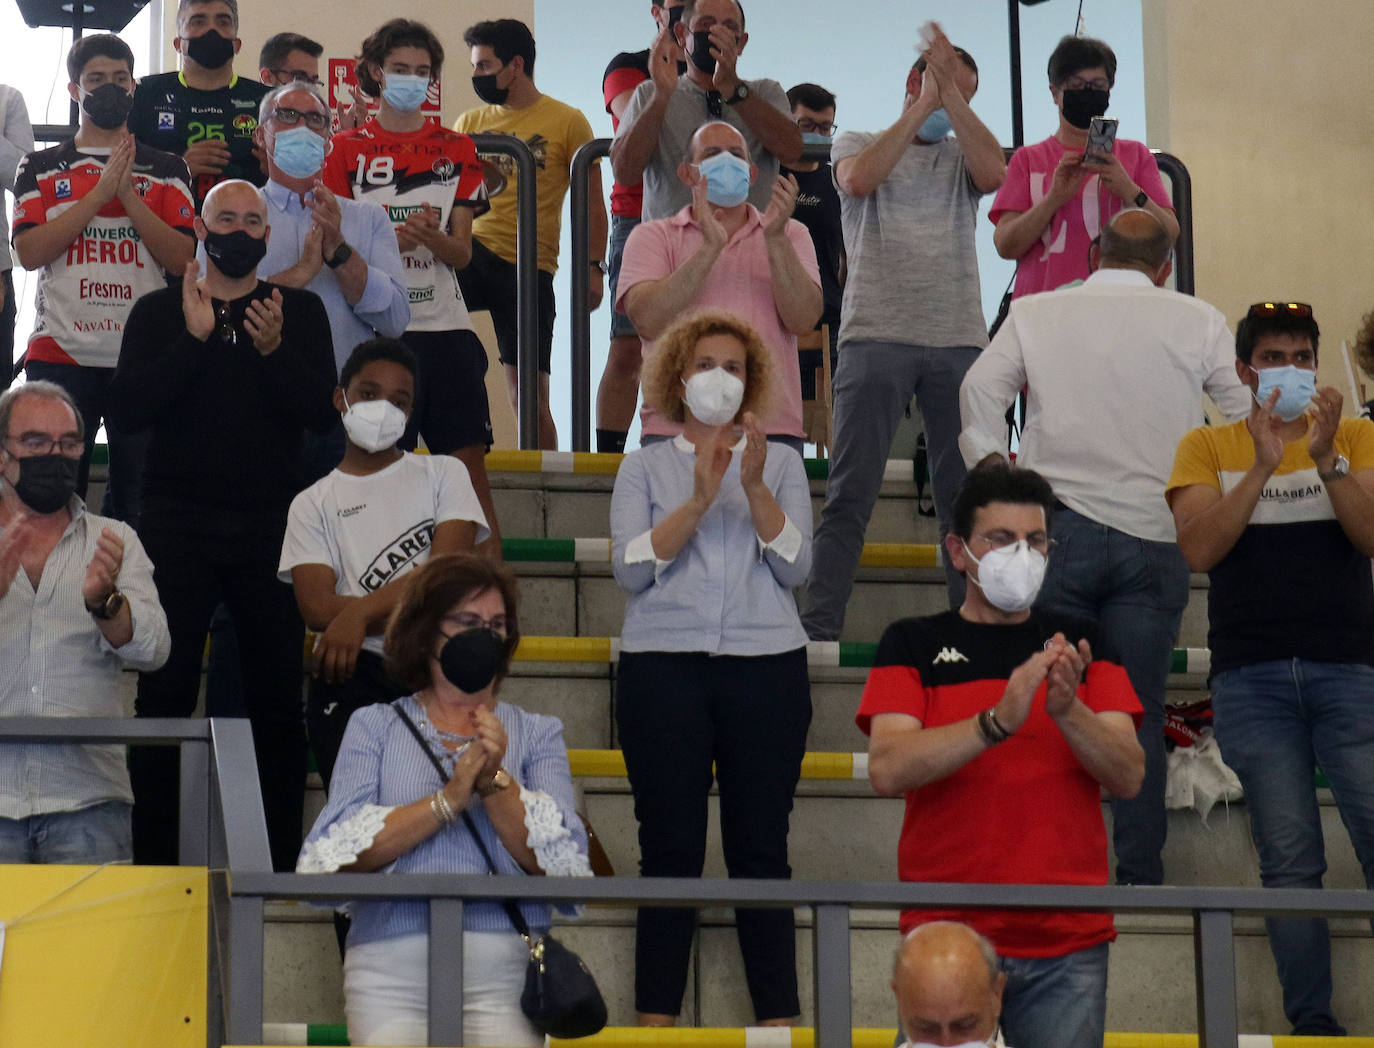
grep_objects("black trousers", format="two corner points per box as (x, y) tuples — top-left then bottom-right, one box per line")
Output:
(616, 648), (811, 1020)
(307, 650), (409, 791)
(130, 509), (307, 872)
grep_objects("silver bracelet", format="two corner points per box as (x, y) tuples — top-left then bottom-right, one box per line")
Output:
(432, 789), (457, 826)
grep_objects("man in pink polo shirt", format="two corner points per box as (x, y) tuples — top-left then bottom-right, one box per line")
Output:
(616, 120), (821, 454)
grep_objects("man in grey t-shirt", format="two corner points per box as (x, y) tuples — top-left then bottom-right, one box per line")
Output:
(802, 24), (1005, 640)
(610, 0), (801, 222)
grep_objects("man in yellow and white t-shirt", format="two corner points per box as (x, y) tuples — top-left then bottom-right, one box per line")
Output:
(455, 18), (608, 450)
(1166, 301), (1374, 1038)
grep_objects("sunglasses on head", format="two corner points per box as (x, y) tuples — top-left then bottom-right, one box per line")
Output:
(1246, 301), (1313, 320)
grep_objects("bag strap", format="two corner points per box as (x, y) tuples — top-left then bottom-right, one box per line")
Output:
(390, 701), (534, 942)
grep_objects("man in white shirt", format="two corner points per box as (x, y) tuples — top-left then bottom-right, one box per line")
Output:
(957, 208), (1251, 887)
(279, 337), (488, 787)
(0, 381), (168, 862)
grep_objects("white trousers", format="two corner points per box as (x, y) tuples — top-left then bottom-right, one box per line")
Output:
(344, 931), (544, 1047)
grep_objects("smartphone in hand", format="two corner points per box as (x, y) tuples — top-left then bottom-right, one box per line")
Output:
(1084, 116), (1119, 163)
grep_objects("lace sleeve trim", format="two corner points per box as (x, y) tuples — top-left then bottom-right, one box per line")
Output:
(297, 804), (395, 873)
(520, 787), (592, 877)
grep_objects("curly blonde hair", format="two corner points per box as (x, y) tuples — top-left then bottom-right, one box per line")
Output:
(1354, 309), (1374, 381)
(644, 309), (772, 424)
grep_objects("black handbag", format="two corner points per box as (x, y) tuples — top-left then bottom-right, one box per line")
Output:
(391, 703), (609, 1039)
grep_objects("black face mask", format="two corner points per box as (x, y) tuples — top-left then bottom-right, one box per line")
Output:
(471, 70), (510, 106)
(689, 30), (717, 75)
(1060, 87), (1110, 130)
(438, 628), (507, 694)
(666, 5), (685, 29)
(203, 229), (267, 280)
(10, 454), (79, 514)
(81, 83), (134, 130)
(185, 30), (235, 71)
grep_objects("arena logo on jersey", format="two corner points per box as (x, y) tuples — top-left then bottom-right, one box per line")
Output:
(359, 521), (436, 591)
(133, 176), (153, 196)
(157, 111), (175, 131)
(233, 114), (257, 136)
(55, 177), (72, 200)
(431, 158), (456, 180)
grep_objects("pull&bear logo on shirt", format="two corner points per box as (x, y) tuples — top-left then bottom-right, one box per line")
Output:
(359, 520), (436, 591)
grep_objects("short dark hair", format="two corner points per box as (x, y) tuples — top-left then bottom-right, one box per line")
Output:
(355, 19), (444, 99)
(1235, 308), (1321, 365)
(1047, 35), (1116, 87)
(385, 554), (521, 692)
(913, 47), (979, 80)
(259, 32), (322, 71)
(340, 337), (418, 390)
(464, 19), (535, 77)
(68, 33), (135, 83)
(681, 0), (745, 31)
(0, 380), (85, 445)
(952, 464), (1056, 541)
(787, 83), (836, 112)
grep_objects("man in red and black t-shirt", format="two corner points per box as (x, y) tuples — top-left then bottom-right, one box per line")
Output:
(857, 464), (1142, 1048)
(595, 0), (684, 454)
(13, 33), (196, 522)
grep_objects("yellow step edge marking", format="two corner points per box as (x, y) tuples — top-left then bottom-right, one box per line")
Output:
(857, 542), (941, 568)
(549, 1033), (1365, 1048)
(568, 751), (860, 781)
(515, 636), (614, 663)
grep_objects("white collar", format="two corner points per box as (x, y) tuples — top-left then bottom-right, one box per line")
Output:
(672, 433), (747, 453)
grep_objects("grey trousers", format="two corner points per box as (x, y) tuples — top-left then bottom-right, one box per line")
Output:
(802, 340), (980, 640)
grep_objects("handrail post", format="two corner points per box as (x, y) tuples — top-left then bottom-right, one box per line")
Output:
(470, 133), (540, 449)
(428, 899), (466, 1045)
(1152, 151), (1195, 295)
(227, 894), (265, 1045)
(180, 737), (210, 865)
(1194, 908), (1239, 1048)
(813, 903), (852, 1048)
(569, 138), (611, 452)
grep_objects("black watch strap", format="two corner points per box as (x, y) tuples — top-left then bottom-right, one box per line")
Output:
(1133, 190), (1149, 208)
(725, 83), (749, 105)
(87, 591), (125, 621)
(326, 242), (353, 269)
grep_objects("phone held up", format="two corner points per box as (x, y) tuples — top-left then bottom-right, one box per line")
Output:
(1084, 116), (1119, 163)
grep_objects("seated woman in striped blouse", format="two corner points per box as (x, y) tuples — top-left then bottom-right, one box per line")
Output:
(298, 552), (591, 1047)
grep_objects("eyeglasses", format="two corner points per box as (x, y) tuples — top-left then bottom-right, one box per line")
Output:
(795, 118), (836, 136)
(443, 612), (509, 636)
(268, 69), (322, 86)
(705, 90), (723, 118)
(214, 301), (239, 346)
(6, 435), (84, 458)
(271, 106), (328, 131)
(1245, 301), (1313, 320)
(1062, 76), (1111, 92)
(971, 532), (1056, 556)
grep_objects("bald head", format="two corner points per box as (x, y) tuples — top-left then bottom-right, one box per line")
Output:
(688, 120), (750, 165)
(202, 178), (267, 221)
(1096, 208), (1171, 276)
(892, 923), (1003, 1047)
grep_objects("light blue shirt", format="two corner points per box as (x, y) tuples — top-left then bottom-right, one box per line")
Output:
(611, 436), (811, 655)
(259, 179), (410, 372)
(298, 696), (589, 945)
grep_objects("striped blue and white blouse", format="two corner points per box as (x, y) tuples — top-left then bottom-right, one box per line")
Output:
(297, 695), (591, 947)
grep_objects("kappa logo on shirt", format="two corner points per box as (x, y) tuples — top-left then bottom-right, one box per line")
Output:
(54, 177), (72, 200)
(932, 647), (970, 665)
(157, 111), (176, 131)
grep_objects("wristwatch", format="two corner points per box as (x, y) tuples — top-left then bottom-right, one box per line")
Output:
(724, 83), (750, 106)
(589, 259), (608, 275)
(476, 768), (513, 797)
(86, 590), (126, 621)
(1132, 190), (1149, 208)
(1318, 454), (1350, 483)
(325, 242), (354, 269)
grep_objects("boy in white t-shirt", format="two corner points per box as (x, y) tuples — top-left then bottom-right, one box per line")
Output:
(279, 337), (490, 786)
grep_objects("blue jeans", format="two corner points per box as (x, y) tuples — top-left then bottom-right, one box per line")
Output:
(1211, 659), (1374, 1035)
(0, 802), (132, 863)
(1034, 508), (1189, 886)
(998, 942), (1109, 1048)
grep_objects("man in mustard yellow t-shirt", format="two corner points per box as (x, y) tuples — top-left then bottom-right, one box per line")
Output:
(455, 18), (609, 450)
(1166, 302), (1374, 1038)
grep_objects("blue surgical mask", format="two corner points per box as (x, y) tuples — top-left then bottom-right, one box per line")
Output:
(381, 72), (430, 113)
(271, 125), (326, 179)
(697, 151), (751, 207)
(1253, 364), (1317, 422)
(800, 131), (832, 147)
(918, 108), (952, 142)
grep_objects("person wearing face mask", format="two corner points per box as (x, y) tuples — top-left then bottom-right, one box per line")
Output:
(610, 0), (801, 224)
(618, 121), (820, 452)
(322, 21), (501, 557)
(959, 209), (1250, 889)
(892, 923), (1005, 1048)
(280, 338), (489, 790)
(127, 0), (269, 207)
(990, 35), (1179, 298)
(802, 24), (1004, 642)
(611, 310), (812, 1028)
(454, 18), (608, 451)
(13, 34), (196, 527)
(0, 381), (168, 865)
(860, 464), (1143, 1048)
(107, 178), (337, 872)
(298, 553), (591, 1046)
(596, 0), (687, 455)
(1167, 302), (1374, 1037)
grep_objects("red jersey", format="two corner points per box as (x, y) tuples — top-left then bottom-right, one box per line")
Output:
(602, 49), (650, 218)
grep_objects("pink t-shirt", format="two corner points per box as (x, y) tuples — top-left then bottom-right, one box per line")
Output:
(616, 205), (819, 439)
(988, 135), (1172, 298)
